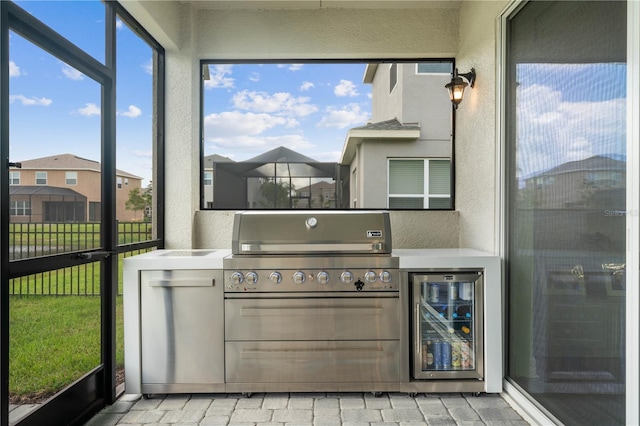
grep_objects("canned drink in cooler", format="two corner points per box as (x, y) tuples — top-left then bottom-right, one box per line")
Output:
(461, 341), (472, 369)
(441, 341), (451, 370)
(434, 340), (443, 370)
(449, 282), (458, 301)
(460, 282), (473, 300)
(429, 283), (439, 303)
(451, 341), (461, 369)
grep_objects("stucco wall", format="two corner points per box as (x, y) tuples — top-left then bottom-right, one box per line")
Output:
(123, 1), (506, 251)
(455, 1), (509, 253)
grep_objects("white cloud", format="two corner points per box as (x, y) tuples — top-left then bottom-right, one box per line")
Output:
(142, 59), (153, 75)
(317, 103), (369, 129)
(204, 110), (293, 138)
(116, 19), (123, 29)
(277, 64), (304, 71)
(516, 83), (626, 177)
(9, 61), (21, 77)
(62, 65), (84, 81)
(249, 72), (260, 82)
(9, 94), (52, 106)
(300, 81), (314, 91)
(232, 90), (318, 117)
(77, 103), (101, 116)
(204, 64), (235, 89)
(206, 134), (314, 157)
(118, 105), (142, 118)
(334, 79), (358, 97)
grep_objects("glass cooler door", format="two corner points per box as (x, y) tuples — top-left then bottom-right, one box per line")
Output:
(412, 272), (484, 380)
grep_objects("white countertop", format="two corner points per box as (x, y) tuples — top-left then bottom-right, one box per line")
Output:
(123, 249), (231, 270)
(124, 248), (499, 271)
(393, 248), (500, 269)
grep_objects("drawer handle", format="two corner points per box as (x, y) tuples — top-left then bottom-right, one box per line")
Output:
(241, 347), (385, 359)
(239, 307), (383, 316)
(148, 278), (215, 287)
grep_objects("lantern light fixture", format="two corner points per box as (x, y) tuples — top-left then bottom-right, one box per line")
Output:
(445, 68), (476, 109)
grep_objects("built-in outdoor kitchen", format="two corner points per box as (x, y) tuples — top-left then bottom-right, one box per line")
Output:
(124, 211), (501, 398)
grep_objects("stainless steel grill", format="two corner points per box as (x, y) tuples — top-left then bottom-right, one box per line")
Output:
(223, 211), (400, 393)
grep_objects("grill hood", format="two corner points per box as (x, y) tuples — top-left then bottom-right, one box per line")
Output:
(231, 211), (392, 256)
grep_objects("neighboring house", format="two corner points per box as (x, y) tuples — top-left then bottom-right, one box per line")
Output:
(520, 155), (626, 209)
(8, 153), (143, 222)
(203, 154), (235, 208)
(206, 146), (341, 209)
(340, 62), (454, 209)
(296, 180), (337, 209)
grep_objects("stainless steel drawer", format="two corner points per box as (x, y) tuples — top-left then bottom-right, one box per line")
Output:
(140, 270), (224, 386)
(224, 297), (399, 341)
(225, 340), (400, 383)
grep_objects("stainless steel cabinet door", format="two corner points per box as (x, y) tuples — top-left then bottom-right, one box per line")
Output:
(140, 270), (224, 385)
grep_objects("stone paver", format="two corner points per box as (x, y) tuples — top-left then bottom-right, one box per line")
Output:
(83, 392), (530, 425)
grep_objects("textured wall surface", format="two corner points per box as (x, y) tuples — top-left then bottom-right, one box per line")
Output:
(193, 210), (459, 249)
(123, 1), (506, 252)
(455, 1), (508, 253)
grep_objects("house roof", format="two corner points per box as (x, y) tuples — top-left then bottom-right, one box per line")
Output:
(528, 155), (626, 179)
(340, 118), (421, 165)
(212, 146), (337, 178)
(16, 153), (142, 179)
(244, 146), (317, 164)
(9, 185), (87, 199)
(297, 180), (335, 192)
(204, 154), (235, 170)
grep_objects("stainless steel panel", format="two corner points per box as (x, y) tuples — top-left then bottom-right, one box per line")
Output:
(223, 267), (399, 293)
(232, 211), (392, 255)
(225, 297), (399, 341)
(226, 341), (400, 383)
(141, 270), (224, 386)
(223, 255), (398, 271)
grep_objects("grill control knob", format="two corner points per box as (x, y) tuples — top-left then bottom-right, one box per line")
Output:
(364, 271), (377, 283)
(246, 271), (259, 285)
(230, 271), (244, 285)
(379, 271), (392, 283)
(340, 271), (354, 284)
(317, 271), (329, 284)
(293, 271), (306, 285)
(268, 271), (282, 284)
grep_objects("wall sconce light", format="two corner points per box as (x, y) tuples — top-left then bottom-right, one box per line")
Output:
(445, 68), (476, 109)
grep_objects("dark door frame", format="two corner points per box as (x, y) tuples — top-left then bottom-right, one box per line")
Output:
(0, 1), (164, 424)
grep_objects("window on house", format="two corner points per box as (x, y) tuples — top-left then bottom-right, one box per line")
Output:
(35, 171), (47, 185)
(388, 159), (451, 209)
(117, 177), (122, 189)
(10, 200), (31, 216)
(201, 60), (453, 210)
(389, 63), (397, 93)
(124, 178), (129, 186)
(9, 171), (20, 185)
(65, 171), (77, 185)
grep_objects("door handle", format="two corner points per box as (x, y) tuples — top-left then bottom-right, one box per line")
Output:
(75, 251), (114, 260)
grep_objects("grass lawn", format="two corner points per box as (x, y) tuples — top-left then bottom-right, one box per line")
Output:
(9, 295), (124, 403)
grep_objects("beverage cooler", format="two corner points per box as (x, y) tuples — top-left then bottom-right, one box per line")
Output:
(410, 272), (484, 381)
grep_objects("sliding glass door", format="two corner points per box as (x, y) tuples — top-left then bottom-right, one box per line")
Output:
(505, 1), (627, 425)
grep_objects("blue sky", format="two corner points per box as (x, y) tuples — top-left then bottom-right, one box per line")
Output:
(9, 0), (154, 184)
(203, 63), (372, 163)
(8, 1), (627, 186)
